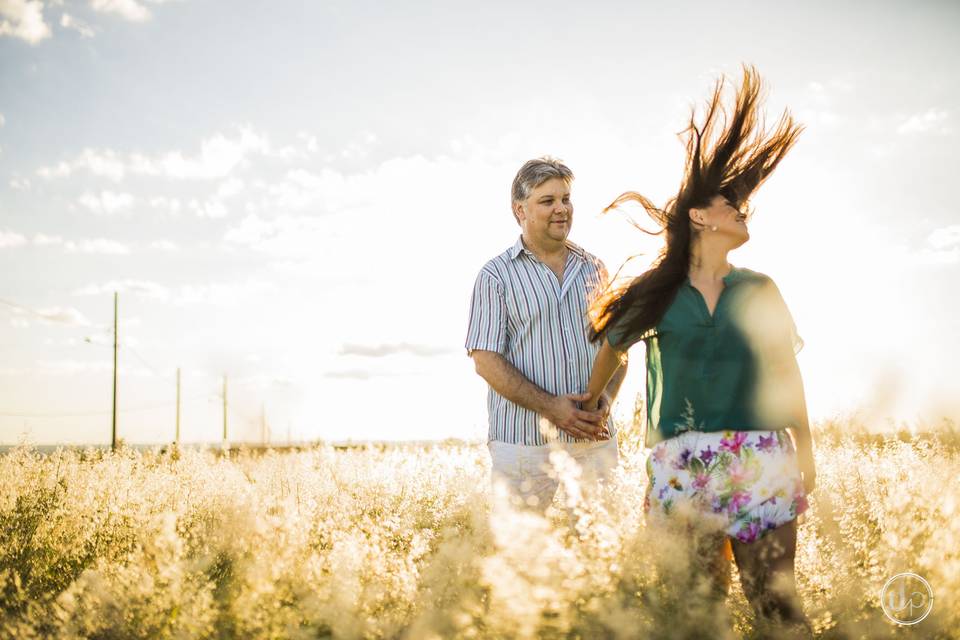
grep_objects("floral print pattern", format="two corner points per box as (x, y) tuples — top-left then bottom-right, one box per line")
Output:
(643, 429), (808, 543)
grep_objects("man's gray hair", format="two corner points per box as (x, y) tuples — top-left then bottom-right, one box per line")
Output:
(511, 156), (574, 205)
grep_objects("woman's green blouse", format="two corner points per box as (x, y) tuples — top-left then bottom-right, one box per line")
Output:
(606, 266), (804, 447)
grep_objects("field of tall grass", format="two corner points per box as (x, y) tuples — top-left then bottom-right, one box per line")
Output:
(1, 416), (957, 639)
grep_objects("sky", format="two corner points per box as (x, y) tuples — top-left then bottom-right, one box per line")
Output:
(1, 0), (958, 445)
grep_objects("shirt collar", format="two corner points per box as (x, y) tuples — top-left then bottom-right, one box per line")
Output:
(509, 235), (586, 261)
(722, 265), (745, 285)
(685, 265), (745, 286)
(509, 236), (527, 260)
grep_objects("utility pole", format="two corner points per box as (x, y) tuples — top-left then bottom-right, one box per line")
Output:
(222, 374), (228, 450)
(111, 291), (118, 451)
(175, 367), (181, 445)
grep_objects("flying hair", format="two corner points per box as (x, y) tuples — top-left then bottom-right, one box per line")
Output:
(589, 65), (803, 346)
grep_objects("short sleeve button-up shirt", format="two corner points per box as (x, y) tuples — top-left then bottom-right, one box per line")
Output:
(465, 236), (610, 445)
(606, 266), (802, 447)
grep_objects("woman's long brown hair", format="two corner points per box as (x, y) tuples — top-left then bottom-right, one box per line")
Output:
(589, 65), (803, 345)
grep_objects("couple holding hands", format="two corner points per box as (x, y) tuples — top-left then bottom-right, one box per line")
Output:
(465, 67), (817, 636)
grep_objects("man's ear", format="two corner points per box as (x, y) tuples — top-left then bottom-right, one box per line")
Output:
(512, 201), (525, 225)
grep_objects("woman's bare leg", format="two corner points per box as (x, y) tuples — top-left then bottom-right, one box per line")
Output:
(730, 519), (811, 636)
(684, 529), (736, 638)
(697, 531), (732, 601)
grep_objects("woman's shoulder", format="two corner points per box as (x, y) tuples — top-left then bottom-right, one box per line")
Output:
(732, 266), (774, 286)
(729, 267), (785, 307)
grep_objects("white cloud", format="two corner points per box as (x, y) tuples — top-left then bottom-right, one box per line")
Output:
(148, 196), (182, 215)
(73, 278), (170, 300)
(260, 166), (380, 214)
(71, 277), (275, 306)
(913, 225), (960, 265)
(216, 177), (244, 199)
(27, 359), (151, 377)
(226, 153), (507, 285)
(64, 238), (131, 254)
(297, 131), (319, 153)
(36, 127), (275, 182)
(0, 112), (5, 126)
(77, 190), (134, 214)
(35, 306), (91, 326)
(897, 108), (950, 135)
(156, 128), (269, 179)
(187, 197), (228, 218)
(0, 230), (27, 248)
(60, 12), (94, 37)
(915, 247), (959, 265)
(798, 108), (842, 127)
(339, 342), (454, 357)
(928, 224), (960, 250)
(32, 232), (63, 245)
(4, 302), (92, 328)
(35, 160), (72, 179)
(224, 213), (348, 262)
(224, 213), (279, 246)
(174, 278), (275, 306)
(0, 0), (51, 44)
(149, 239), (178, 251)
(89, 0), (149, 22)
(38, 148), (127, 180)
(340, 130), (379, 160)
(29, 232), (129, 253)
(322, 369), (374, 380)
(9, 176), (30, 190)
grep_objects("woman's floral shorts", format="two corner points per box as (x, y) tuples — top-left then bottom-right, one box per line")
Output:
(644, 429), (809, 544)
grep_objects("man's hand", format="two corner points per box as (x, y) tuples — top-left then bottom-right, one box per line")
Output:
(585, 392), (613, 432)
(545, 392), (609, 441)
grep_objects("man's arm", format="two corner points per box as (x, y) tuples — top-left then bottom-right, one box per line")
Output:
(471, 350), (608, 440)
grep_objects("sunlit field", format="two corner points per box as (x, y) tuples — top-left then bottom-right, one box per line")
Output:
(1, 416), (958, 639)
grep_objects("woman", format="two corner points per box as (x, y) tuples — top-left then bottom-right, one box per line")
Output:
(583, 66), (817, 634)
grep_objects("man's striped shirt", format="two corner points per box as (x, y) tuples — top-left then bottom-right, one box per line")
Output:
(465, 235), (612, 445)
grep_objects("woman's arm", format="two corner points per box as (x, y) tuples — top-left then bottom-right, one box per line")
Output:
(582, 336), (628, 412)
(781, 357), (817, 494)
(758, 278), (816, 493)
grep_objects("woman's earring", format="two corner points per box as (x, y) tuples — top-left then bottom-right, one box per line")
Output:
(710, 225), (718, 231)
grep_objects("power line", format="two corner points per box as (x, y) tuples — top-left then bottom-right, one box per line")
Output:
(0, 297), (49, 318)
(122, 343), (173, 380)
(0, 297), (110, 331)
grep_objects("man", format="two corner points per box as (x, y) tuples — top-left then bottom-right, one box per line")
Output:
(465, 156), (627, 512)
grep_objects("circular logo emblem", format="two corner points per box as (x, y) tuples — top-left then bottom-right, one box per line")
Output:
(880, 572), (934, 625)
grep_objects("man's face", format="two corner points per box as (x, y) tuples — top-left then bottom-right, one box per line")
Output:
(514, 177), (572, 244)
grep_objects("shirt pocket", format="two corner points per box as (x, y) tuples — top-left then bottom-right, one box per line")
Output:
(503, 270), (550, 337)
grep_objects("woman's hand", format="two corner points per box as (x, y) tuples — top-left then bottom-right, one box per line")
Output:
(545, 393), (609, 440)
